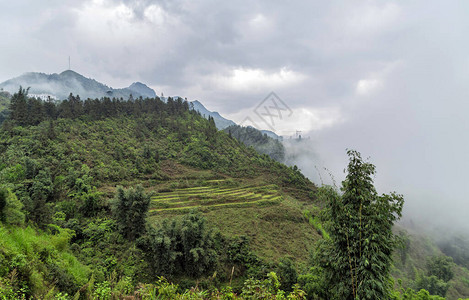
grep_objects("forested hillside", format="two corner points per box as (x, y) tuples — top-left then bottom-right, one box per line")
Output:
(0, 88), (318, 298)
(224, 125), (285, 162)
(0, 88), (468, 299)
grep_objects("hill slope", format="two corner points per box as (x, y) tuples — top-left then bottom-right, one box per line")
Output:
(0, 93), (319, 297)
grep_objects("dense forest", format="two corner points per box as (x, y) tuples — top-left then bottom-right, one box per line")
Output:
(0, 88), (468, 299)
(223, 125), (285, 162)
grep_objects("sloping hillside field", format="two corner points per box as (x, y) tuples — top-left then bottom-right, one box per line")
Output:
(150, 180), (282, 214)
(144, 166), (319, 263)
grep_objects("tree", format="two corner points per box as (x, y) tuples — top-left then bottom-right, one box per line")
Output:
(29, 169), (53, 227)
(180, 211), (219, 277)
(139, 211), (219, 278)
(316, 150), (404, 300)
(276, 257), (298, 292)
(113, 185), (150, 241)
(9, 86), (29, 125)
(414, 273), (449, 297)
(427, 255), (454, 282)
(0, 187), (25, 225)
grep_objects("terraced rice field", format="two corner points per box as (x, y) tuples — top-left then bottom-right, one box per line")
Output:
(149, 181), (282, 214)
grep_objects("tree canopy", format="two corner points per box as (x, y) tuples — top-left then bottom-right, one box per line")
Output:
(316, 150), (404, 299)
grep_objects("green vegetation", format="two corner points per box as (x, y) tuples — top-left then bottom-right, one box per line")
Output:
(224, 125), (285, 162)
(150, 181), (282, 213)
(314, 150), (404, 299)
(0, 87), (317, 298)
(113, 185), (150, 241)
(0, 89), (10, 124)
(0, 87), (468, 299)
(0, 225), (90, 298)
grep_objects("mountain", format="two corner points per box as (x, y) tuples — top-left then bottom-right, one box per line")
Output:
(127, 82), (157, 98)
(191, 100), (236, 129)
(0, 70), (156, 100)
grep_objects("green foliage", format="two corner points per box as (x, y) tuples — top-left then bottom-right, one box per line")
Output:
(139, 211), (219, 278)
(297, 266), (326, 300)
(303, 209), (329, 239)
(93, 281), (112, 300)
(113, 185), (150, 241)
(0, 225), (90, 298)
(406, 255), (455, 298)
(241, 272), (283, 299)
(224, 125), (285, 162)
(29, 169), (53, 227)
(8, 86), (30, 126)
(392, 287), (446, 300)
(240, 271), (306, 299)
(226, 235), (268, 280)
(316, 150), (404, 300)
(414, 273), (450, 298)
(439, 235), (469, 270)
(427, 255), (454, 282)
(277, 257), (298, 293)
(0, 187), (25, 226)
(0, 188), (6, 221)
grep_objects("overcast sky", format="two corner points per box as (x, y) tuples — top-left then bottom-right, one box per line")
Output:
(2, 0), (469, 231)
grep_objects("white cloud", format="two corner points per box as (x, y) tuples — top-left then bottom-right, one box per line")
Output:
(356, 78), (383, 96)
(209, 67), (307, 92)
(248, 13), (272, 33)
(226, 105), (343, 135)
(144, 4), (169, 26)
(346, 3), (401, 37)
(355, 60), (403, 97)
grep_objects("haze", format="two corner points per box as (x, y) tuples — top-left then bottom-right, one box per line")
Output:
(1, 1), (468, 231)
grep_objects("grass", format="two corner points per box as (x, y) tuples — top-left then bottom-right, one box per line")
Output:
(0, 225), (91, 295)
(147, 176), (320, 264)
(149, 181), (282, 213)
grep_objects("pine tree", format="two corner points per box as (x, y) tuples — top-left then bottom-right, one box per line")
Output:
(9, 86), (29, 125)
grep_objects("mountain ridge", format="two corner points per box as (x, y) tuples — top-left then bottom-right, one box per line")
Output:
(0, 70), (156, 100)
(0, 70), (282, 139)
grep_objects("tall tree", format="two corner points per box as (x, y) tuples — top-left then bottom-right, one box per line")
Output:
(113, 185), (150, 241)
(316, 150), (404, 300)
(9, 86), (29, 125)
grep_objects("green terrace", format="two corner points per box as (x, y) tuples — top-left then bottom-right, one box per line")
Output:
(149, 181), (283, 214)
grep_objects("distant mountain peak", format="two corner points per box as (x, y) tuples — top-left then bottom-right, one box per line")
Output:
(0, 70), (157, 100)
(60, 69), (80, 76)
(190, 100), (236, 130)
(128, 82), (156, 98)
